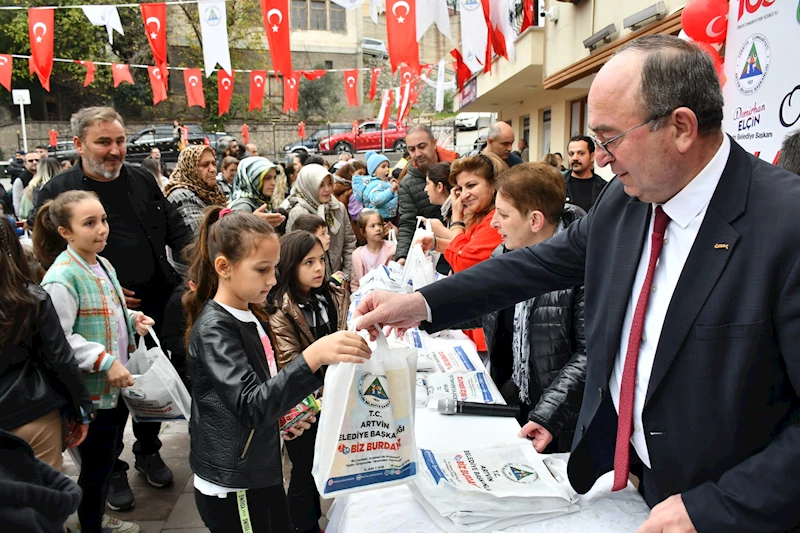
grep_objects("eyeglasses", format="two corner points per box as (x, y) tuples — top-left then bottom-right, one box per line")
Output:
(589, 111), (672, 160)
(25, 158), (39, 163)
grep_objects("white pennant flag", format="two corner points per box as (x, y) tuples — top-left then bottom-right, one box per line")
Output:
(199, 0), (232, 77)
(370, 0), (385, 24)
(421, 59), (456, 112)
(82, 6), (124, 45)
(458, 0), (488, 73)
(378, 89), (393, 127)
(416, 0), (452, 41)
(490, 0), (516, 61)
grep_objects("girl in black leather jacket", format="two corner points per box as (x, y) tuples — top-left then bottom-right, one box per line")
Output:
(183, 207), (370, 533)
(0, 216), (94, 473)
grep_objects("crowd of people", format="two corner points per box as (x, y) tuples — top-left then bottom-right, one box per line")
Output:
(2, 33), (800, 533)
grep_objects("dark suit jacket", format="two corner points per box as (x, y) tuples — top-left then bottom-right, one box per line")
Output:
(563, 170), (606, 211)
(420, 138), (800, 532)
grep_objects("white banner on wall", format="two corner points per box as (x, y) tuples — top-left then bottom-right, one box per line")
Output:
(722, 0), (800, 163)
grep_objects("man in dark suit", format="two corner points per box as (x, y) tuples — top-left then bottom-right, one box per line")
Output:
(355, 35), (800, 532)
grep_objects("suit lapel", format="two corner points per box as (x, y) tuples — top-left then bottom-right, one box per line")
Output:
(645, 137), (749, 406)
(645, 209), (739, 406)
(604, 200), (651, 381)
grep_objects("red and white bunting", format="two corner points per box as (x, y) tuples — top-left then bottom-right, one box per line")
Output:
(148, 65), (168, 105)
(343, 69), (359, 108)
(260, 0), (293, 76)
(184, 68), (205, 108)
(29, 8), (55, 91)
(249, 70), (267, 111)
(141, 3), (168, 87)
(283, 71), (302, 113)
(111, 63), (134, 87)
(369, 67), (381, 101)
(377, 89), (394, 130)
(0, 55), (12, 91)
(218, 70), (234, 116)
(386, 0), (420, 75)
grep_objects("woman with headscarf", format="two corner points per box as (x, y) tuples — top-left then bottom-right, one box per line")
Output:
(229, 156), (279, 213)
(164, 145), (226, 272)
(286, 164), (356, 281)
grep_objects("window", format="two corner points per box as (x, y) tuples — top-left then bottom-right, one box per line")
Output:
(310, 0), (327, 30)
(570, 97), (588, 137)
(541, 108), (551, 157)
(325, 60), (333, 69)
(330, 4), (346, 32)
(291, 0), (308, 30)
(292, 0), (346, 32)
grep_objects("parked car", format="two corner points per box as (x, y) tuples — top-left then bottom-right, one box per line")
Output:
(455, 112), (492, 130)
(125, 125), (227, 163)
(318, 121), (407, 155)
(362, 38), (389, 59)
(284, 124), (351, 154)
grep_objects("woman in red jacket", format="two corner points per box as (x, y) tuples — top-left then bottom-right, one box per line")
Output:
(418, 152), (508, 351)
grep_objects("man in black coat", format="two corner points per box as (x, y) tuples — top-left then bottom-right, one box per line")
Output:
(34, 106), (195, 512)
(563, 135), (607, 212)
(356, 36), (800, 532)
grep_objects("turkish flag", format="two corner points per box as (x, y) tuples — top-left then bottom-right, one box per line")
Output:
(260, 0), (293, 76)
(148, 66), (168, 105)
(49, 130), (58, 147)
(76, 60), (95, 87)
(29, 8), (54, 91)
(377, 89), (394, 130)
(218, 70), (234, 116)
(184, 68), (206, 108)
(298, 122), (306, 138)
(451, 49), (471, 92)
(112, 64), (135, 88)
(301, 70), (327, 81)
(141, 3), (169, 87)
(0, 55), (11, 91)
(521, 0), (536, 32)
(283, 72), (302, 113)
(343, 69), (359, 108)
(242, 124), (250, 145)
(369, 67), (381, 101)
(249, 70), (267, 111)
(386, 0), (420, 75)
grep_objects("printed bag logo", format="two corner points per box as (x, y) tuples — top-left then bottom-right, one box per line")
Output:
(735, 34), (771, 96)
(502, 463), (539, 484)
(126, 389), (147, 400)
(358, 373), (390, 407)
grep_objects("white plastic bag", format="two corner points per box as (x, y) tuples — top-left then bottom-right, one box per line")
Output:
(401, 243), (436, 292)
(313, 329), (417, 498)
(122, 328), (192, 423)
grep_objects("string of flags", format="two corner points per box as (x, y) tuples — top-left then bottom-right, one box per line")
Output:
(3, 0), (538, 116)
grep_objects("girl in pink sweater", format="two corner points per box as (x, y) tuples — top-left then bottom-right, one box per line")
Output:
(350, 210), (396, 292)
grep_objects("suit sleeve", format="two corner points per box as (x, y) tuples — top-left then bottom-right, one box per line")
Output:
(527, 286), (587, 437)
(682, 254), (800, 533)
(396, 180), (417, 260)
(420, 212), (590, 332)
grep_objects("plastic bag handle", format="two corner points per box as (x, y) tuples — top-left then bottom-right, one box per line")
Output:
(137, 326), (162, 351)
(351, 320), (391, 353)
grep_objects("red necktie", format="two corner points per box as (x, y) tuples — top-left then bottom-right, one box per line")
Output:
(612, 206), (670, 491)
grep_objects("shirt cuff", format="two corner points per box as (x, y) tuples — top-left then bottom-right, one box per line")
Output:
(424, 295), (432, 322)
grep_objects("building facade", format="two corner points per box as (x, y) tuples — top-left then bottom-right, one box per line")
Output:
(458, 0), (684, 177)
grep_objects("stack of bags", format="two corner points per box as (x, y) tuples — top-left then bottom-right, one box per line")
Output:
(408, 328), (504, 410)
(410, 442), (580, 532)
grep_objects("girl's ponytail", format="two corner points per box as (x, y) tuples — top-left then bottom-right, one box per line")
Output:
(32, 201), (66, 270)
(183, 205), (224, 344)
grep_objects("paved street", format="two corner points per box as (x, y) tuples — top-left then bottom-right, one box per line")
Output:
(63, 420), (331, 533)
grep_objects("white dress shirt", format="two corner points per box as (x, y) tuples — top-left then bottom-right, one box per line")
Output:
(609, 135), (731, 467)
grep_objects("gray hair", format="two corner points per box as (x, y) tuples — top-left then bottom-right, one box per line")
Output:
(778, 130), (800, 176)
(487, 125), (501, 141)
(217, 136), (236, 151)
(406, 124), (435, 142)
(614, 35), (723, 136)
(70, 107), (125, 140)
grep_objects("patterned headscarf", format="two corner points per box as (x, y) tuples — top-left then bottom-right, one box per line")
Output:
(289, 163), (341, 234)
(163, 146), (227, 207)
(231, 156), (278, 209)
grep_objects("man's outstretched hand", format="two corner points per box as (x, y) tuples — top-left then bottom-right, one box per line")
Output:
(354, 291), (429, 340)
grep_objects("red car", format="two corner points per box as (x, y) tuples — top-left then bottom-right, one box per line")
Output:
(318, 121), (407, 155)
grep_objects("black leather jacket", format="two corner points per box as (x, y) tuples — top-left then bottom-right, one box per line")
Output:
(455, 205), (587, 451)
(0, 285), (95, 431)
(188, 301), (323, 489)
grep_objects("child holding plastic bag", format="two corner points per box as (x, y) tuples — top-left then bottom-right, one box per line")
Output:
(36, 190), (153, 533)
(183, 207), (371, 533)
(267, 230), (349, 533)
(350, 210), (396, 292)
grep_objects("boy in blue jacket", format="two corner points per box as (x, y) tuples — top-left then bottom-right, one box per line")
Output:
(353, 151), (398, 221)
